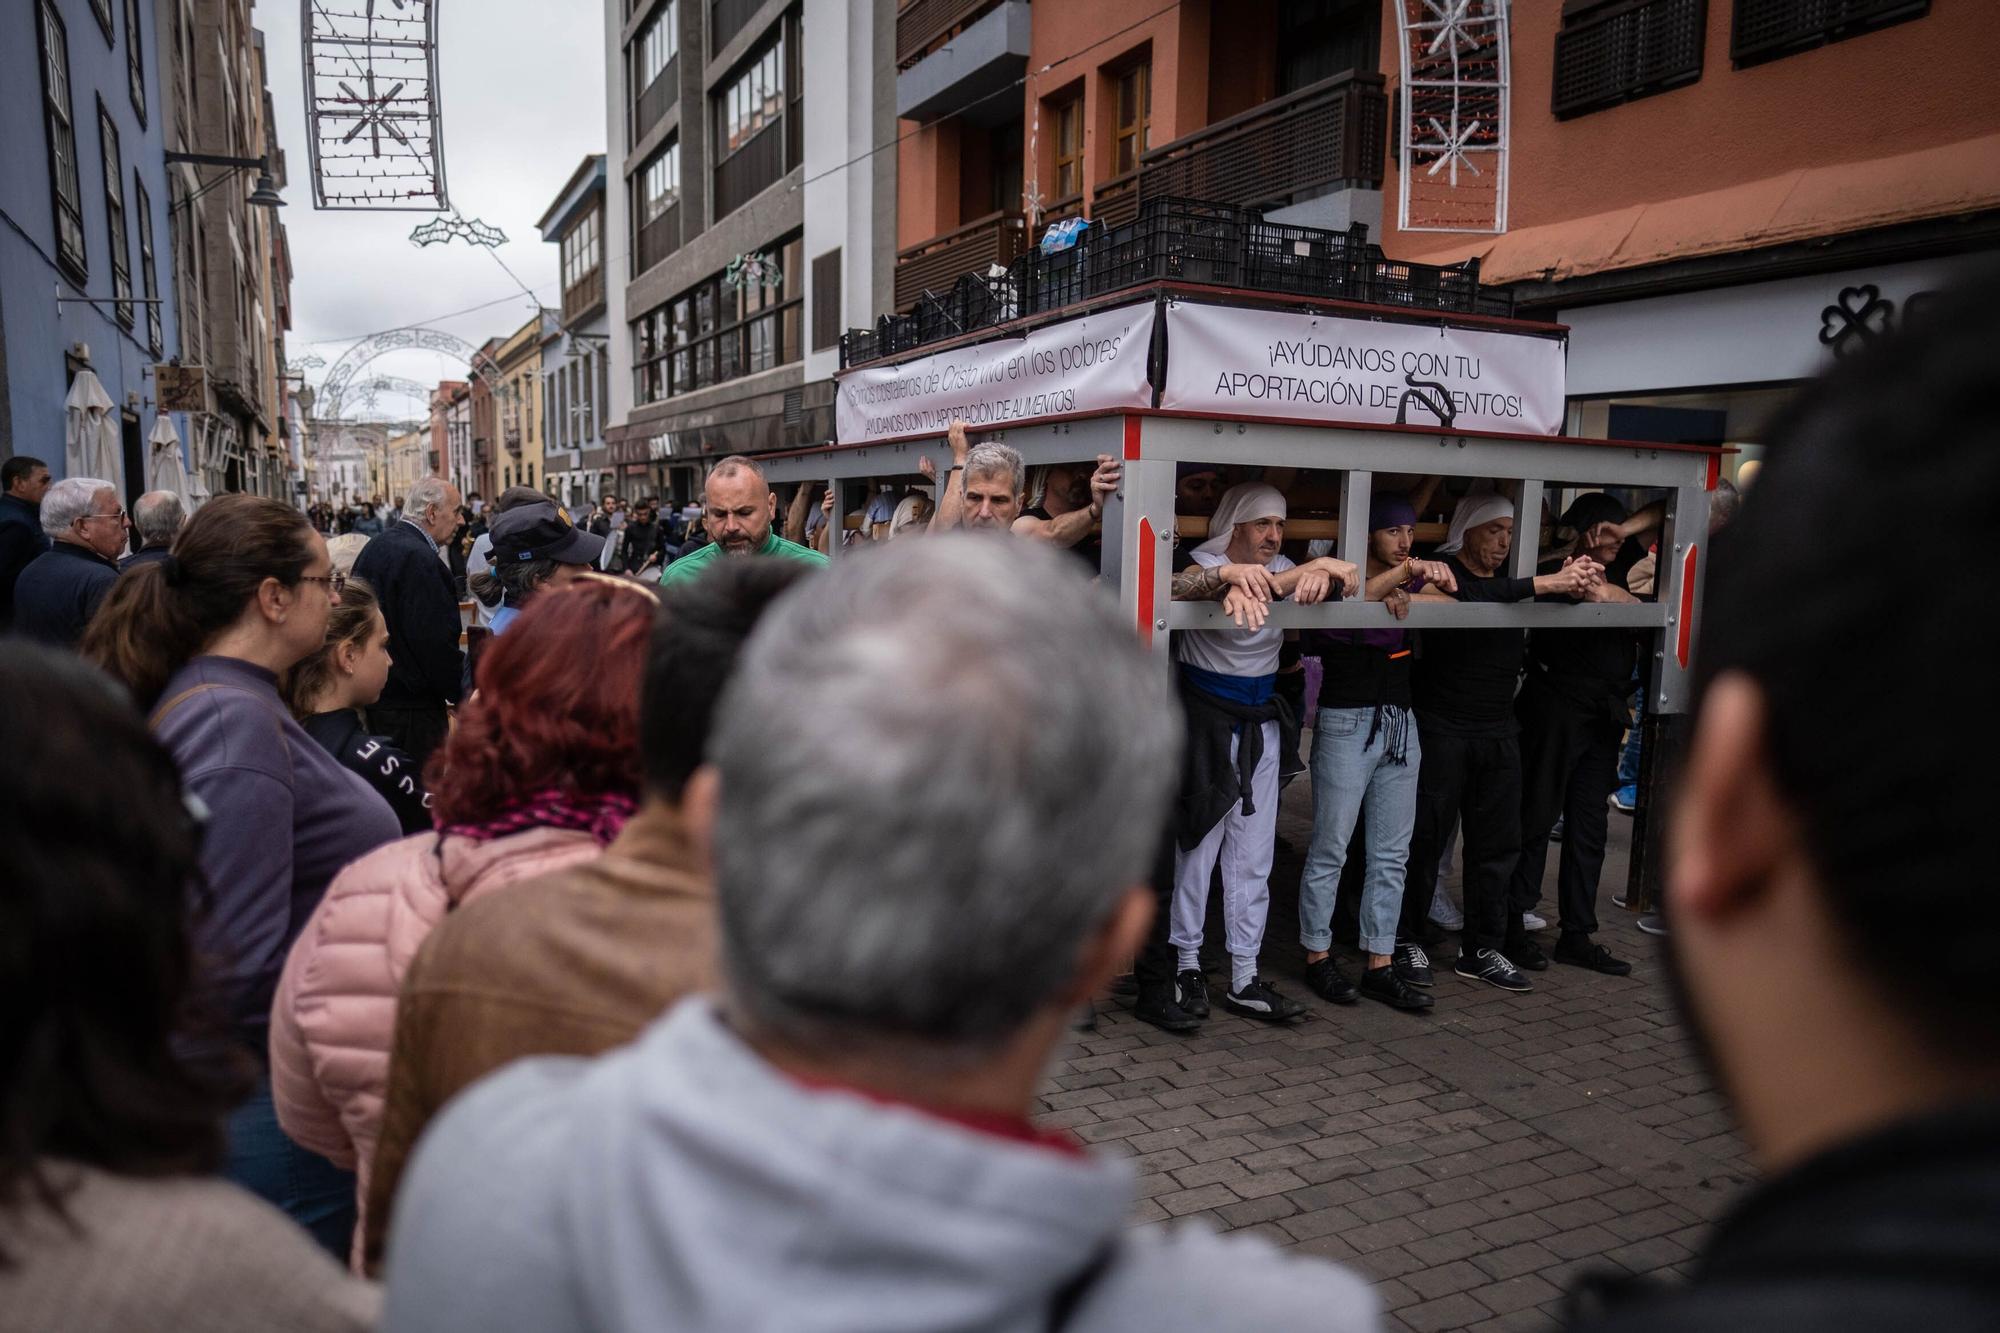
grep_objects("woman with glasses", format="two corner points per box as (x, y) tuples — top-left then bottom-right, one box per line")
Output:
(0, 642), (376, 1332)
(82, 494), (404, 1261)
(268, 577), (653, 1270)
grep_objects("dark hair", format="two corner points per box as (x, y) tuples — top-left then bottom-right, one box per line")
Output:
(642, 558), (809, 799)
(0, 645), (249, 1262)
(82, 495), (317, 710)
(427, 578), (652, 824)
(2, 456), (48, 491)
(1694, 266), (2000, 1055)
(283, 576), (381, 718)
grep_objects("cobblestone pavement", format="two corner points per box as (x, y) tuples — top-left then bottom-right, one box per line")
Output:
(1035, 776), (1757, 1332)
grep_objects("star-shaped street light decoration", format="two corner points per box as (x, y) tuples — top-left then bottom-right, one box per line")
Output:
(338, 70), (411, 158)
(1422, 116), (1486, 187)
(409, 213), (509, 248)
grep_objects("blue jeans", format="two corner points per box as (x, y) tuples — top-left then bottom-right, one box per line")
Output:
(1299, 706), (1422, 956)
(1617, 688), (1645, 790)
(224, 1072), (357, 1261)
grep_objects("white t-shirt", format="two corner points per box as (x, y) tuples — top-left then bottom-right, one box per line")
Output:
(1175, 548), (1295, 679)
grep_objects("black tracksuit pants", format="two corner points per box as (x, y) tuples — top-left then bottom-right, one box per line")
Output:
(1399, 715), (1522, 954)
(1136, 825), (1180, 996)
(1507, 681), (1624, 938)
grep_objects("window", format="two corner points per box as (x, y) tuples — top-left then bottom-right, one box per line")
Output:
(134, 175), (161, 352)
(1052, 95), (1083, 199)
(637, 0), (677, 86)
(88, 0), (113, 42)
(632, 234), (803, 405)
(640, 140), (680, 221)
(1277, 0), (1380, 93)
(561, 205), (601, 292)
(124, 0), (146, 121)
(1552, 0), (1705, 120)
(718, 32), (784, 158)
(37, 2), (86, 278)
(810, 247), (841, 351)
(1113, 63), (1151, 175)
(1731, 0), (1928, 67)
(100, 103), (133, 327)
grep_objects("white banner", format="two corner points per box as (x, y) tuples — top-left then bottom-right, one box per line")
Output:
(1162, 304), (1566, 435)
(836, 303), (1155, 445)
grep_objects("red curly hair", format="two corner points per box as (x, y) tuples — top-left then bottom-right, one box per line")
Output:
(426, 577), (654, 825)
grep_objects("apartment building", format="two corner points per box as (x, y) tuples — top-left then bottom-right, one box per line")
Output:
(536, 155), (613, 509)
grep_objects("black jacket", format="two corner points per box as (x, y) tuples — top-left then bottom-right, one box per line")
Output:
(620, 519), (663, 574)
(351, 520), (464, 708)
(1569, 1102), (2000, 1332)
(1175, 676), (1303, 850)
(301, 708), (433, 836)
(0, 492), (50, 630)
(11, 541), (119, 646)
(122, 543), (173, 571)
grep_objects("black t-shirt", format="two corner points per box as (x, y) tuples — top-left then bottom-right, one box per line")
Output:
(1410, 554), (1537, 736)
(302, 709), (433, 836)
(1308, 634), (1413, 711)
(1525, 544), (1647, 722)
(1022, 505), (1102, 572)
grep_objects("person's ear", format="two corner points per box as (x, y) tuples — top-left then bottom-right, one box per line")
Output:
(1668, 672), (1795, 925)
(257, 576), (292, 626)
(333, 635), (361, 677)
(683, 765), (721, 878)
(1061, 886), (1153, 1006)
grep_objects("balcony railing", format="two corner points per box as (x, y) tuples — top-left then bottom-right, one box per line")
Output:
(713, 121), (785, 221)
(1091, 169), (1142, 229)
(562, 266), (606, 325)
(711, 0), (762, 53)
(1552, 0), (1705, 119)
(893, 210), (1027, 310)
(634, 297), (803, 405)
(635, 54), (677, 140)
(1132, 71), (1387, 214)
(637, 201), (681, 274)
(896, 0), (995, 69)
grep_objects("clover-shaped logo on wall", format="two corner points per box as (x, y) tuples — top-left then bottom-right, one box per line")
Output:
(1818, 285), (1894, 358)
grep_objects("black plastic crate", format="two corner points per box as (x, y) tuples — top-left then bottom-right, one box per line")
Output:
(1242, 219), (1372, 300)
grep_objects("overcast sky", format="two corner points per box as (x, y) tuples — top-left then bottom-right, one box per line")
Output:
(261, 0), (606, 413)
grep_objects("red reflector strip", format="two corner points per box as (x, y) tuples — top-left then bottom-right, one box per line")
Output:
(1677, 545), (1697, 670)
(1137, 517), (1157, 650)
(1123, 416), (1142, 460)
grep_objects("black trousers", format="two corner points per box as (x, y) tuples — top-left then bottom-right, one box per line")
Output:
(365, 702), (450, 772)
(1135, 825), (1180, 994)
(1399, 719), (1522, 954)
(1507, 682), (1624, 938)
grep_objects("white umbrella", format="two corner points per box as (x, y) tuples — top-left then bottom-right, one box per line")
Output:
(64, 369), (121, 488)
(148, 414), (195, 508)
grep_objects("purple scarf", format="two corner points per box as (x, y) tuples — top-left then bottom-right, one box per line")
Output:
(437, 788), (637, 847)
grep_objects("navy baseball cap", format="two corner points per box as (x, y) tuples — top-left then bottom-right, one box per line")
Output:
(490, 500), (605, 566)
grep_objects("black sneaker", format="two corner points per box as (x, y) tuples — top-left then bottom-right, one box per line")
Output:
(1361, 964), (1435, 1012)
(1132, 986), (1202, 1032)
(1071, 1000), (1098, 1032)
(1175, 969), (1211, 1020)
(1455, 948), (1534, 993)
(1109, 972), (1139, 999)
(1505, 933), (1550, 972)
(1222, 977), (1308, 1023)
(1392, 942), (1434, 988)
(1554, 935), (1633, 976)
(1303, 955), (1359, 1004)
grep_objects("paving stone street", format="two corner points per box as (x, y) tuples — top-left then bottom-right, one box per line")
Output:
(1036, 775), (1757, 1333)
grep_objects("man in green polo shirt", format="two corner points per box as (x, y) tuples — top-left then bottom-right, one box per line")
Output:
(659, 455), (828, 587)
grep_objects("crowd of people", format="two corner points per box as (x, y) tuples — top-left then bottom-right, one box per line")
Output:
(0, 277), (1995, 1332)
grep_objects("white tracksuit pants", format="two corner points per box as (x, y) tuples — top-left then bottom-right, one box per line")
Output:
(1171, 720), (1280, 985)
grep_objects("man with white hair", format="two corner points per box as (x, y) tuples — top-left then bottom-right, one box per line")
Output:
(122, 490), (187, 570)
(1167, 482), (1360, 1022)
(351, 474), (464, 765)
(1398, 493), (1603, 994)
(380, 535), (1378, 1333)
(12, 477), (126, 646)
(924, 420), (1116, 552)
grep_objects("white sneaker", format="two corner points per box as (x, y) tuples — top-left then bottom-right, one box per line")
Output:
(1523, 912), (1548, 931)
(1429, 894), (1465, 930)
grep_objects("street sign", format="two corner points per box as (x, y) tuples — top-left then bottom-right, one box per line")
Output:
(155, 364), (207, 412)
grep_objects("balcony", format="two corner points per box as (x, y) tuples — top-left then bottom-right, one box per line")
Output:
(713, 122), (786, 221)
(1731, 0), (1929, 66)
(1115, 71), (1387, 218)
(711, 0), (763, 53)
(893, 210), (1027, 310)
(637, 201), (681, 274)
(895, 0), (1028, 124)
(635, 54), (678, 141)
(562, 265), (607, 325)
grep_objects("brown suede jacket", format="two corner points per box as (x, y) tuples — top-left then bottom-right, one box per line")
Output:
(362, 802), (718, 1273)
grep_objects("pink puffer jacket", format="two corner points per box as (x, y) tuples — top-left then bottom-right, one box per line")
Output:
(269, 826), (603, 1268)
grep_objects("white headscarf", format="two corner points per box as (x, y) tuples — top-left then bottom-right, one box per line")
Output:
(1438, 493), (1516, 554)
(1195, 482), (1287, 558)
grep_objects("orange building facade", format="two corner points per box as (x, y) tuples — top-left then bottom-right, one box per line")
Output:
(890, 1), (1997, 467)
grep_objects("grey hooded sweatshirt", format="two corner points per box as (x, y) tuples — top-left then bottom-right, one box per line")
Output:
(382, 998), (1378, 1333)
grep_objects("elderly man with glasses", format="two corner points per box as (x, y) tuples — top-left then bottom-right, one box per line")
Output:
(12, 476), (127, 647)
